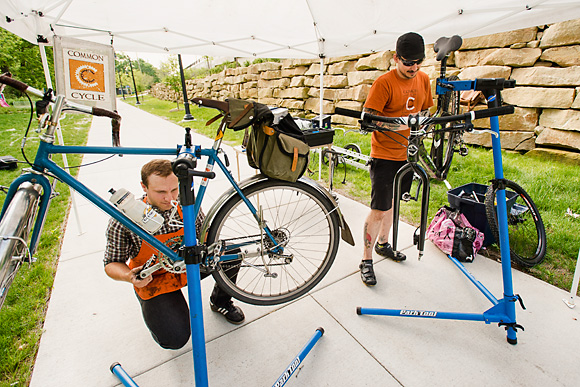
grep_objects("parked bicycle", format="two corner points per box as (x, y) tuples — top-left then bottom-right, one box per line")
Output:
(0, 75), (353, 311)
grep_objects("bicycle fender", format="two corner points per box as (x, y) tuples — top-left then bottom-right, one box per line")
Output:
(199, 174), (354, 246)
(300, 176), (355, 246)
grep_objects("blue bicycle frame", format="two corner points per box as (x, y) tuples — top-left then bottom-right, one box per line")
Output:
(363, 78), (522, 345)
(0, 118), (277, 385)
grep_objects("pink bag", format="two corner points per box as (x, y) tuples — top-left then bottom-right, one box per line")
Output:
(426, 206), (484, 262)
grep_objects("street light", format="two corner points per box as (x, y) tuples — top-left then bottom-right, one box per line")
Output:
(178, 54), (194, 121)
(128, 59), (140, 105)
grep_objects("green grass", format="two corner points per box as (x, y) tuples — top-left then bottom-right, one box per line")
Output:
(127, 95), (580, 295)
(1, 94), (577, 385)
(0, 103), (91, 386)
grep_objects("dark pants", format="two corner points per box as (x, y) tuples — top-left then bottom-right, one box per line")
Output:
(136, 269), (237, 350)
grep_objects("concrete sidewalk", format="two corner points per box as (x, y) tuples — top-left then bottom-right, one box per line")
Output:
(30, 100), (580, 387)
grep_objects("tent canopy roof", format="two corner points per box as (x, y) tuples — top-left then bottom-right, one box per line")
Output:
(2, 1), (580, 59)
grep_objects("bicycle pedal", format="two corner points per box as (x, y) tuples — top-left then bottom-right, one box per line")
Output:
(402, 193), (417, 202)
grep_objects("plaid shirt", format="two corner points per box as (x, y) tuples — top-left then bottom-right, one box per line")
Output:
(103, 196), (203, 265)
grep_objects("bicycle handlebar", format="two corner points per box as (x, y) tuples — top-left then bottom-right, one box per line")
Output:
(0, 74), (122, 145)
(334, 105), (515, 127)
(0, 74), (29, 92)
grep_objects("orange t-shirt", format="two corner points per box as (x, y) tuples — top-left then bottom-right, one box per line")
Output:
(364, 69), (433, 161)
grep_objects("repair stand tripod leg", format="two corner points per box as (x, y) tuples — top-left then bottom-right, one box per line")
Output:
(110, 363), (140, 387)
(392, 163), (430, 259)
(272, 328), (325, 387)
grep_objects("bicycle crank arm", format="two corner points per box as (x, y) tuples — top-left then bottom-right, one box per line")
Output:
(137, 261), (163, 279)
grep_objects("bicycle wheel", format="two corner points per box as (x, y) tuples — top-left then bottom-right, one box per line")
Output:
(207, 179), (340, 305)
(0, 182), (41, 309)
(430, 75), (461, 178)
(344, 143), (362, 160)
(484, 179), (546, 268)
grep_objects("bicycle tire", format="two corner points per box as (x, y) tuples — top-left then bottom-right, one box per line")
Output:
(484, 179), (547, 268)
(207, 179), (340, 305)
(344, 143), (362, 160)
(430, 75), (461, 179)
(0, 183), (41, 309)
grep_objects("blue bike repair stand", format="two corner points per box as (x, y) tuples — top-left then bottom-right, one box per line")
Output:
(358, 87), (524, 345)
(111, 140), (326, 386)
(110, 150), (210, 387)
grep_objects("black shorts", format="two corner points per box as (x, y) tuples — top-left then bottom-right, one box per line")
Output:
(369, 158), (413, 211)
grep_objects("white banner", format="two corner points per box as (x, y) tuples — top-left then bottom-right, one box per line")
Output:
(53, 36), (116, 111)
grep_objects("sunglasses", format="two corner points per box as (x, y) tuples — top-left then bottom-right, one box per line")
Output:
(398, 57), (424, 67)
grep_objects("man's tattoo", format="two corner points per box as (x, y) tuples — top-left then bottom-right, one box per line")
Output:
(364, 223), (372, 249)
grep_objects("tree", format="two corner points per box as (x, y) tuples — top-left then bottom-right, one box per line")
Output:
(114, 52), (158, 93)
(158, 55), (193, 109)
(135, 59), (159, 83)
(0, 29), (54, 95)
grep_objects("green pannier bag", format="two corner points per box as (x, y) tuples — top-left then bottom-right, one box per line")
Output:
(226, 98), (255, 130)
(246, 103), (310, 182)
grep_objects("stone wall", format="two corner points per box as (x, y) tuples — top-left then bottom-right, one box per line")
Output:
(150, 18), (580, 154)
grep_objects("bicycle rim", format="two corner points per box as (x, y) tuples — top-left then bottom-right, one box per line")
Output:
(208, 179), (340, 305)
(430, 75), (460, 179)
(485, 180), (547, 267)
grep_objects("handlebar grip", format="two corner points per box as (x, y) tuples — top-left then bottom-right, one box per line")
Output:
(92, 106), (122, 120)
(0, 75), (29, 92)
(472, 105), (515, 120)
(334, 107), (363, 119)
(190, 170), (216, 179)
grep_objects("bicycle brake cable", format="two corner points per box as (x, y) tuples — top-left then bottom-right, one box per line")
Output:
(19, 93), (35, 167)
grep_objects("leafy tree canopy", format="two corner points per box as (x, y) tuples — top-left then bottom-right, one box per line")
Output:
(0, 28), (54, 93)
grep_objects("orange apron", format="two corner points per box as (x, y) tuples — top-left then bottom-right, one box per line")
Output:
(128, 204), (187, 300)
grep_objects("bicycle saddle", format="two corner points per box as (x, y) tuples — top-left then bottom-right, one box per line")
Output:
(434, 35), (463, 61)
(191, 97), (229, 114)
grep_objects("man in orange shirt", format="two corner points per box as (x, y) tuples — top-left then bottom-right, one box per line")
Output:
(360, 32), (434, 286)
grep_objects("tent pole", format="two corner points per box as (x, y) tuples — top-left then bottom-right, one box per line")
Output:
(319, 57), (324, 127)
(318, 57), (325, 180)
(39, 42), (83, 235)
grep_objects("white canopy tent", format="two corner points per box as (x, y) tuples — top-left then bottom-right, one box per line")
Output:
(2, 1), (580, 124)
(3, 0), (580, 180)
(2, 0), (580, 59)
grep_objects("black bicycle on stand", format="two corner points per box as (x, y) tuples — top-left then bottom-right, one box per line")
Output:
(341, 35), (546, 268)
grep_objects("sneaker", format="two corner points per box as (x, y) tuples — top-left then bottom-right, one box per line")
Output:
(375, 242), (406, 262)
(210, 300), (245, 325)
(359, 260), (377, 286)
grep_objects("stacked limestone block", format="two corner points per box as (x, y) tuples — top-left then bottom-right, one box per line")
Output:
(150, 18), (580, 155)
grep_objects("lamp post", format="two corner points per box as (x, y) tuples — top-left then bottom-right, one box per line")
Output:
(178, 54), (194, 121)
(118, 73), (126, 100)
(128, 59), (140, 105)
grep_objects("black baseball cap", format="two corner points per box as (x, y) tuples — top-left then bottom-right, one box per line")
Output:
(396, 32), (425, 61)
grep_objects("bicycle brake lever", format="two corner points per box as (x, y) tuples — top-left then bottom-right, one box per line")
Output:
(470, 128), (499, 138)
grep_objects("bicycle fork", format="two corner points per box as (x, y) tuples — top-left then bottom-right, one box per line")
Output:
(392, 163), (430, 259)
